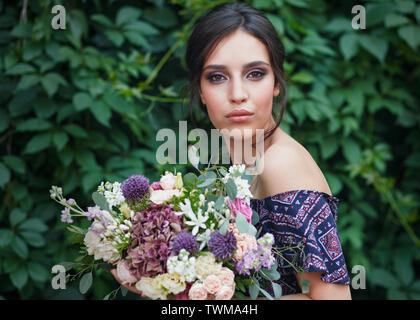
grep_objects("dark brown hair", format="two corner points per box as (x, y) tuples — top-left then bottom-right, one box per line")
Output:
(184, 2), (287, 141)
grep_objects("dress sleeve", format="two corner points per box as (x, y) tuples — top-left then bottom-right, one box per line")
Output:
(296, 192), (350, 285)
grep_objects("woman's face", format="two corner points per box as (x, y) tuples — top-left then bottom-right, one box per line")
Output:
(199, 29), (280, 140)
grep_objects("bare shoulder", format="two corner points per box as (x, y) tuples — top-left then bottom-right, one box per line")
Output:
(256, 130), (332, 198)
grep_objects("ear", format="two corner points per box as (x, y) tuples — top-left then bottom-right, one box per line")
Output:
(273, 82), (280, 97)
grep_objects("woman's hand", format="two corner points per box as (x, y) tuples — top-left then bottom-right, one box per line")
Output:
(110, 269), (144, 296)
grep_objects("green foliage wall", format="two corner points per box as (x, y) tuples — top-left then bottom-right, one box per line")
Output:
(0, 0), (419, 299)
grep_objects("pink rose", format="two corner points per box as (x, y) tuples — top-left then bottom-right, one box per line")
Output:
(227, 198), (253, 223)
(116, 260), (137, 285)
(150, 182), (162, 190)
(189, 283), (208, 300)
(160, 172), (177, 190)
(217, 267), (235, 287)
(203, 275), (222, 294)
(215, 285), (235, 300)
(234, 234), (257, 261)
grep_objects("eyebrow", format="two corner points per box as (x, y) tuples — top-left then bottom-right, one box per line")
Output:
(202, 60), (270, 72)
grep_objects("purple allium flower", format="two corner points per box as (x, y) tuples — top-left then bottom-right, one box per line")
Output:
(172, 232), (199, 255)
(121, 175), (150, 202)
(208, 230), (236, 260)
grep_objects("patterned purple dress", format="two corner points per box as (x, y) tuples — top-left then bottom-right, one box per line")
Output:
(250, 189), (350, 296)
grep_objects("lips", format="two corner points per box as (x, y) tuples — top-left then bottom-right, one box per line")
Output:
(226, 109), (254, 123)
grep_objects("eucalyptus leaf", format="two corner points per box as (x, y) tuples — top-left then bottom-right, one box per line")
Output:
(92, 191), (110, 211)
(79, 272), (93, 294)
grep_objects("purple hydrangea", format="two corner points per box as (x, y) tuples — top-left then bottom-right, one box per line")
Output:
(208, 230), (236, 260)
(126, 204), (187, 278)
(121, 175), (150, 202)
(172, 232), (199, 255)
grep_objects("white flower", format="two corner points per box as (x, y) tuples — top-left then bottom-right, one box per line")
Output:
(179, 199), (208, 236)
(150, 189), (183, 205)
(103, 182), (125, 209)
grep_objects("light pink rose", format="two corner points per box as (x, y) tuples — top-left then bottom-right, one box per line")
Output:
(116, 260), (137, 285)
(227, 198), (253, 223)
(217, 267), (235, 287)
(215, 285), (235, 300)
(160, 172), (177, 190)
(203, 275), (222, 294)
(189, 283), (208, 300)
(234, 234), (257, 261)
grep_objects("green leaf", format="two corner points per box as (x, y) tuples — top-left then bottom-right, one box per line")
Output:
(28, 262), (49, 282)
(41, 73), (67, 97)
(10, 266), (28, 290)
(219, 220), (229, 235)
(259, 287), (274, 300)
(249, 283), (260, 300)
(183, 172), (197, 187)
(16, 74), (39, 91)
(5, 63), (36, 75)
(143, 7), (178, 29)
(266, 13), (284, 35)
(73, 92), (93, 111)
(79, 272), (93, 294)
(20, 231), (46, 248)
(11, 235), (28, 259)
(64, 124), (88, 139)
(123, 21), (159, 36)
(251, 209), (259, 225)
(300, 279), (311, 294)
(393, 256), (413, 286)
(290, 72), (314, 84)
(105, 30), (124, 47)
(384, 13), (410, 27)
(0, 162), (10, 188)
(342, 137), (362, 164)
(339, 34), (359, 61)
(116, 6), (142, 26)
(236, 212), (257, 236)
(18, 218), (48, 233)
(53, 131), (69, 151)
(197, 171), (217, 188)
(16, 118), (52, 132)
(416, 5), (420, 23)
(226, 178), (237, 200)
(359, 35), (388, 63)
(2, 156), (25, 175)
(23, 132), (51, 154)
(124, 31), (150, 49)
(92, 192), (110, 211)
(260, 268), (281, 281)
(90, 100), (112, 127)
(370, 268), (400, 289)
(9, 208), (27, 227)
(91, 14), (114, 27)
(398, 25), (420, 50)
(272, 283), (282, 299)
(0, 229), (14, 247)
(82, 171), (103, 193)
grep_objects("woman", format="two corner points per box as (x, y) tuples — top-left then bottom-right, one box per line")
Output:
(113, 2), (352, 300)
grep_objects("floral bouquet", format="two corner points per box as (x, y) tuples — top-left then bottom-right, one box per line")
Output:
(50, 164), (302, 300)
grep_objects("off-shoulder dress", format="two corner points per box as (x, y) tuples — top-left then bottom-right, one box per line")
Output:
(250, 189), (351, 296)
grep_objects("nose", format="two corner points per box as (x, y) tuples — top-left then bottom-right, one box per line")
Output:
(229, 76), (248, 105)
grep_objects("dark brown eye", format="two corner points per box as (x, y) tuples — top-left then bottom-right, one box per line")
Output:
(248, 70), (265, 79)
(207, 74), (226, 82)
